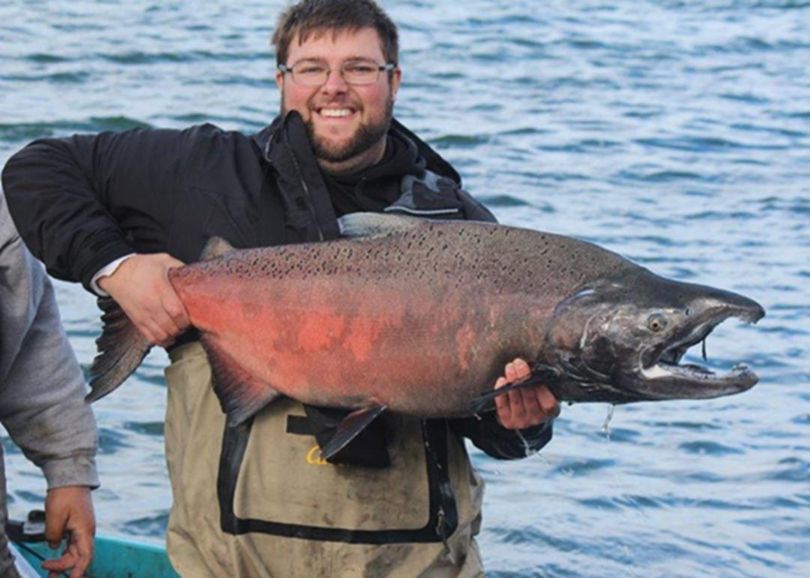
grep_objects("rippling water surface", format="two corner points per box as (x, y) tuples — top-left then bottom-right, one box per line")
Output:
(1, 1), (808, 576)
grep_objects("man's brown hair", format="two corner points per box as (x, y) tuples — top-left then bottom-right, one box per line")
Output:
(272, 0), (399, 66)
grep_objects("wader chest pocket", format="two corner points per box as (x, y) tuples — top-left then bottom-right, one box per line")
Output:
(217, 399), (458, 544)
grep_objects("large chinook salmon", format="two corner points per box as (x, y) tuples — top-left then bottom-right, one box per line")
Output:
(90, 213), (765, 457)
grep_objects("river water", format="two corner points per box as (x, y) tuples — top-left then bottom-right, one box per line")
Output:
(1, 1), (808, 577)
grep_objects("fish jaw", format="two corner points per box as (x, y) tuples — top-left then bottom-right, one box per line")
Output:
(547, 274), (766, 404)
(618, 290), (765, 402)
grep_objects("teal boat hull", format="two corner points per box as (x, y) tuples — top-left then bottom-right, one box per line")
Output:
(13, 535), (179, 578)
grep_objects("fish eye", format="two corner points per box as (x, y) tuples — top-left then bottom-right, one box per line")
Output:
(647, 313), (668, 332)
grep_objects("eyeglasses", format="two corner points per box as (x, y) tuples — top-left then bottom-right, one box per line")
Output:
(278, 59), (396, 87)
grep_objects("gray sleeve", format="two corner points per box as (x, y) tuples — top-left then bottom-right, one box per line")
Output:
(0, 192), (99, 489)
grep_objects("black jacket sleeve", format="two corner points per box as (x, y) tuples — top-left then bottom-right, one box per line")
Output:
(449, 414), (554, 460)
(1, 127), (193, 291)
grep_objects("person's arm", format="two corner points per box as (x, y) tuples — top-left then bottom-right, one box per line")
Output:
(2, 131), (148, 288)
(0, 194), (98, 578)
(1, 128), (192, 345)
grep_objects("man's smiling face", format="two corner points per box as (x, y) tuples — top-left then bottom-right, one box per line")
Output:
(276, 27), (401, 174)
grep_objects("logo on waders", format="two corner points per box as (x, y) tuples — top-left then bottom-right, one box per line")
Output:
(306, 445), (329, 466)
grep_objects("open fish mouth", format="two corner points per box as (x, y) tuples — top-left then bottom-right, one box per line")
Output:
(635, 304), (764, 400)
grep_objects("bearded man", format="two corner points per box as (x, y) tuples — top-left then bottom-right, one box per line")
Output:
(2, 1), (559, 576)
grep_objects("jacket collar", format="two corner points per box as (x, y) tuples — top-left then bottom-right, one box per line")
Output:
(251, 114), (462, 186)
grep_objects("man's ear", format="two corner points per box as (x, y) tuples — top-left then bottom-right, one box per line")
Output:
(390, 67), (402, 100)
(275, 69), (285, 90)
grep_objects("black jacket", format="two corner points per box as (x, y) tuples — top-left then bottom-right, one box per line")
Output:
(1, 112), (552, 460)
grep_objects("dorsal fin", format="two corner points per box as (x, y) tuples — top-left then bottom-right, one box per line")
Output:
(337, 212), (422, 239)
(200, 237), (236, 261)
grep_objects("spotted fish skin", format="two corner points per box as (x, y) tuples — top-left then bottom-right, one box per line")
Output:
(167, 215), (629, 418)
(88, 213), (764, 428)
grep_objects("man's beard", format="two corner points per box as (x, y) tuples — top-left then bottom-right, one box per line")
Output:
(284, 98), (394, 164)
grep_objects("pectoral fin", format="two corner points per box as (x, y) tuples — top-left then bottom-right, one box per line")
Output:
(200, 336), (282, 426)
(322, 405), (388, 460)
(470, 364), (561, 415)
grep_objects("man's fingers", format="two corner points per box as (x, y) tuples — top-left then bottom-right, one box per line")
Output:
(503, 361), (518, 384)
(44, 509), (66, 549)
(494, 376), (511, 423)
(494, 358), (560, 429)
(42, 541), (91, 578)
(512, 358), (531, 380)
(157, 254), (188, 328)
(43, 550), (77, 574)
(535, 386), (561, 418)
(497, 359), (529, 428)
(131, 298), (186, 345)
(151, 308), (183, 340)
(163, 294), (190, 327)
(145, 298), (188, 343)
(507, 389), (527, 422)
(518, 387), (545, 422)
(69, 531), (94, 578)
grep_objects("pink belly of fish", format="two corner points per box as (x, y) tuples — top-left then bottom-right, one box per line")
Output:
(176, 275), (492, 416)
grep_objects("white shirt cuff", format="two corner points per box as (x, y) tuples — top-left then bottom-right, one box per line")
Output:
(90, 254), (135, 296)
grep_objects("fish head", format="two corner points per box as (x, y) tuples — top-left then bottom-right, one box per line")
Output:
(545, 271), (766, 404)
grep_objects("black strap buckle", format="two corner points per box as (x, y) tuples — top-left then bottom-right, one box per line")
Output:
(6, 510), (46, 543)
